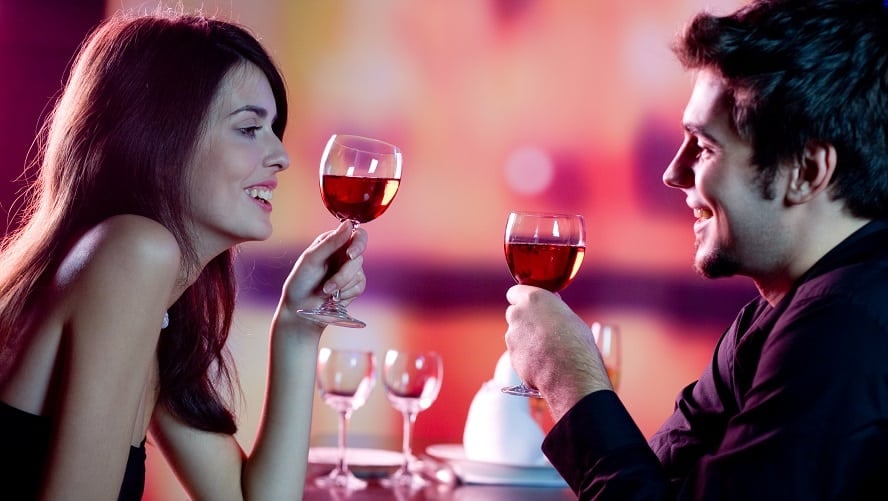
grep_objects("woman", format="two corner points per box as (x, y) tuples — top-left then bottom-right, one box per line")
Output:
(0, 10), (366, 500)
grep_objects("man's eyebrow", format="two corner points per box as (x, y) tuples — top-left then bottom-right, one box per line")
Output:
(683, 122), (721, 146)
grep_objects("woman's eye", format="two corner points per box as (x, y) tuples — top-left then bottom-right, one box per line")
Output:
(239, 126), (262, 138)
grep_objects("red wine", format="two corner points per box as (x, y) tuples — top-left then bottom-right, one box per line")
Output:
(321, 174), (400, 223)
(505, 242), (585, 291)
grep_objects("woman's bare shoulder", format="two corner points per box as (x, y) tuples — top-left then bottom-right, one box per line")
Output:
(55, 215), (183, 298)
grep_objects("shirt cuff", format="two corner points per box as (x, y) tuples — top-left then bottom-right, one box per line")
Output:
(542, 390), (649, 487)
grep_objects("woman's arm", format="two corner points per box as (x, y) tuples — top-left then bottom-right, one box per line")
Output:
(153, 221), (367, 500)
(41, 215), (182, 500)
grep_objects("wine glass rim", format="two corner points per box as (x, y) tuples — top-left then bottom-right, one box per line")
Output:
(508, 210), (584, 219)
(329, 133), (400, 154)
(383, 349), (443, 366)
(319, 346), (376, 357)
(384, 348), (442, 357)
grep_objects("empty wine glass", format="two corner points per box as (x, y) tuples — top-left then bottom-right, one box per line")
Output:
(592, 322), (622, 390)
(297, 134), (402, 328)
(315, 347), (377, 490)
(381, 349), (443, 489)
(502, 210), (586, 398)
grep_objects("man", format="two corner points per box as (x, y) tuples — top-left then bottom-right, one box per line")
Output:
(504, 0), (888, 498)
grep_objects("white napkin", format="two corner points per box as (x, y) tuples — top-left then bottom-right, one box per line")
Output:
(462, 351), (547, 466)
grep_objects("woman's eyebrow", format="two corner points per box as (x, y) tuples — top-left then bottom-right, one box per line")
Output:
(229, 105), (269, 119)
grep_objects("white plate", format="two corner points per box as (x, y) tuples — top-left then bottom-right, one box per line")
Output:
(425, 444), (567, 487)
(308, 447), (403, 467)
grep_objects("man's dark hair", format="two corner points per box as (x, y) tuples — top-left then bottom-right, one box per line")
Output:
(673, 0), (887, 217)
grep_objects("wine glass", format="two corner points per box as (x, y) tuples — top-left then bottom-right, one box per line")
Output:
(297, 134), (403, 328)
(502, 210), (586, 398)
(381, 349), (443, 489)
(314, 347), (377, 490)
(592, 322), (622, 390)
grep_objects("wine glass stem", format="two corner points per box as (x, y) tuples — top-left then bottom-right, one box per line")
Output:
(400, 410), (417, 471)
(337, 410), (351, 475)
(329, 222), (360, 304)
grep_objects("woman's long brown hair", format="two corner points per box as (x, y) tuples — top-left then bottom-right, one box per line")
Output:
(0, 11), (288, 433)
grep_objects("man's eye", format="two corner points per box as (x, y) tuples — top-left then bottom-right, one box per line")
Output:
(695, 142), (713, 160)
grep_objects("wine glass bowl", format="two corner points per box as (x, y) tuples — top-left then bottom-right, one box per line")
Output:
(314, 347), (377, 490)
(504, 211), (586, 292)
(382, 349), (443, 489)
(592, 322), (621, 390)
(297, 134), (403, 328)
(320, 134), (402, 225)
(502, 210), (586, 398)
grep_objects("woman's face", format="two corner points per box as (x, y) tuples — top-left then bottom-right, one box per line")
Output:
(188, 62), (289, 258)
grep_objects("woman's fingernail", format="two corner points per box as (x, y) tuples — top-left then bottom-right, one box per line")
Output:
(323, 283), (336, 295)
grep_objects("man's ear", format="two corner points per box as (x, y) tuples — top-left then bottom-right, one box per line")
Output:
(785, 141), (837, 205)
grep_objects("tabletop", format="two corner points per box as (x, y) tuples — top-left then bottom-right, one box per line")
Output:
(303, 476), (575, 501)
(303, 449), (575, 500)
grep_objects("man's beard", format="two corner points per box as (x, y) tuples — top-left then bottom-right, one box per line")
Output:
(695, 244), (741, 279)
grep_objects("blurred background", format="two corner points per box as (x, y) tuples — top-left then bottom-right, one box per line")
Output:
(1, 0), (754, 498)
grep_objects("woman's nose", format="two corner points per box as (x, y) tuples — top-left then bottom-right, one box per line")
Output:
(267, 137), (290, 171)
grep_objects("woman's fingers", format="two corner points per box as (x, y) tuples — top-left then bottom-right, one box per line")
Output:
(324, 255), (366, 302)
(316, 226), (368, 300)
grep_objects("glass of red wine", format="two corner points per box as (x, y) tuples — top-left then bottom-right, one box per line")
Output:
(297, 134), (402, 328)
(502, 210), (586, 398)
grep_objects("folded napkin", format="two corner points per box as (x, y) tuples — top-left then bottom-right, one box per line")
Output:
(462, 352), (548, 466)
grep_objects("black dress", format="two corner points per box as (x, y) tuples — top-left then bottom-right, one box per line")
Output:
(0, 400), (145, 500)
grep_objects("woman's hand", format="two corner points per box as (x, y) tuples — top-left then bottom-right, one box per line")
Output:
(278, 221), (368, 326)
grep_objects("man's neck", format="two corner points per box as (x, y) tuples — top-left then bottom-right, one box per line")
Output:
(754, 216), (870, 306)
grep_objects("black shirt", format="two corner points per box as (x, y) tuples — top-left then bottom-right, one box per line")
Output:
(544, 220), (888, 500)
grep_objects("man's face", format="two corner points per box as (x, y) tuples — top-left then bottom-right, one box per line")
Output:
(662, 69), (788, 279)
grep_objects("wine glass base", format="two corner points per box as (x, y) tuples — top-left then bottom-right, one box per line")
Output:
(314, 468), (368, 490)
(382, 469), (431, 490)
(501, 383), (544, 399)
(296, 308), (366, 329)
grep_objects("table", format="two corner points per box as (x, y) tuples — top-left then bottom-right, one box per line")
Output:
(303, 478), (575, 500)
(303, 455), (575, 500)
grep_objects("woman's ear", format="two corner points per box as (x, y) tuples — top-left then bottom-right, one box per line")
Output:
(785, 141), (837, 205)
